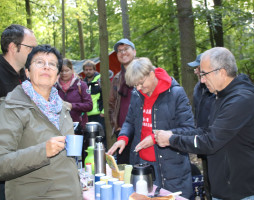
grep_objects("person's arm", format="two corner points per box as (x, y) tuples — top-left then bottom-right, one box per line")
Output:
(0, 107), (50, 181)
(170, 92), (254, 154)
(71, 81), (93, 112)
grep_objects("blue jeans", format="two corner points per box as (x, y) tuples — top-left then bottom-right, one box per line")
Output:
(213, 196), (254, 200)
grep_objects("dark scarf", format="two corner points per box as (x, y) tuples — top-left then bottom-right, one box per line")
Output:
(118, 65), (132, 96)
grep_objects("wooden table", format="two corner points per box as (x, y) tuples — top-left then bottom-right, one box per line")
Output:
(83, 184), (188, 200)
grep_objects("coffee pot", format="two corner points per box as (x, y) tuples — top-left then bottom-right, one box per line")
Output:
(84, 122), (104, 146)
(130, 163), (155, 193)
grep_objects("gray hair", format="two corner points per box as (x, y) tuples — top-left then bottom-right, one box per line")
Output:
(125, 57), (156, 86)
(201, 47), (238, 77)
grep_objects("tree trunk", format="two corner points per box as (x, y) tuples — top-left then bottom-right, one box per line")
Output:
(204, 0), (215, 47)
(213, 0), (224, 46)
(76, 0), (85, 59)
(25, 0), (32, 29)
(77, 19), (85, 59)
(97, 0), (113, 148)
(176, 0), (197, 105)
(61, 0), (65, 57)
(120, 0), (131, 39)
(89, 8), (94, 54)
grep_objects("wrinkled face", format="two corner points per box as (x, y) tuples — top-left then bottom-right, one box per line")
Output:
(117, 44), (136, 67)
(135, 71), (157, 96)
(84, 66), (95, 79)
(15, 30), (37, 68)
(26, 52), (58, 91)
(200, 57), (223, 94)
(60, 65), (73, 81)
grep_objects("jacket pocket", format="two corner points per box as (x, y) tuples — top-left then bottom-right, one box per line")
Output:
(6, 179), (54, 200)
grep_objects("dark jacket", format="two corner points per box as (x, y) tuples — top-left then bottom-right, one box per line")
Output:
(120, 77), (195, 199)
(193, 82), (216, 128)
(0, 55), (26, 98)
(170, 74), (254, 200)
(109, 70), (123, 134)
(56, 77), (93, 128)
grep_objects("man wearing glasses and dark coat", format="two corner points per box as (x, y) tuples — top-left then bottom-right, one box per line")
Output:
(0, 24), (37, 98)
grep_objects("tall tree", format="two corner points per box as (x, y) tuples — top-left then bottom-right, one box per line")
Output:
(176, 0), (197, 105)
(61, 0), (65, 57)
(97, 0), (113, 148)
(120, 0), (131, 39)
(25, 0), (32, 29)
(213, 0), (224, 46)
(76, 0), (85, 59)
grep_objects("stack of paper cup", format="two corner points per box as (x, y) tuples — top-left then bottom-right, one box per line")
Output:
(100, 175), (110, 184)
(121, 183), (134, 200)
(113, 181), (124, 200)
(123, 165), (133, 184)
(100, 184), (113, 200)
(95, 181), (106, 200)
(108, 178), (119, 186)
(95, 173), (105, 182)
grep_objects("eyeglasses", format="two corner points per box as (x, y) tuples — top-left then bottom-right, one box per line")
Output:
(134, 76), (148, 88)
(32, 59), (58, 71)
(200, 68), (221, 78)
(19, 43), (35, 49)
(117, 46), (131, 54)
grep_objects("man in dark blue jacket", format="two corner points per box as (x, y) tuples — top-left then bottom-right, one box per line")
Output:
(188, 53), (215, 200)
(156, 47), (254, 200)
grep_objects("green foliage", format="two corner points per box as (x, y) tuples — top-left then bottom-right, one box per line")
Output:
(0, 0), (253, 80)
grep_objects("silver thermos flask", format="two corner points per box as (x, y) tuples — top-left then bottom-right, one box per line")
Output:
(94, 136), (106, 174)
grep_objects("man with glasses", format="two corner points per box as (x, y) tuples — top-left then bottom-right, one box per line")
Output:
(0, 24), (37, 199)
(109, 38), (136, 164)
(0, 24), (37, 98)
(188, 53), (215, 200)
(155, 47), (254, 200)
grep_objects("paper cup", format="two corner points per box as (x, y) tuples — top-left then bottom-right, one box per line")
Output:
(95, 181), (106, 200)
(100, 184), (113, 200)
(95, 173), (105, 182)
(113, 181), (124, 200)
(65, 135), (83, 157)
(121, 183), (134, 200)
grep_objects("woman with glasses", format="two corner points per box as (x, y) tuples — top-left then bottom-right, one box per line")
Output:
(0, 45), (83, 200)
(108, 57), (195, 199)
(56, 58), (92, 163)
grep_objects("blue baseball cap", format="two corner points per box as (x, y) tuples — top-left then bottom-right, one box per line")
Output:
(114, 38), (135, 52)
(187, 53), (203, 67)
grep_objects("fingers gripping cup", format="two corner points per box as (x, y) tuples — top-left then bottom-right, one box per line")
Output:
(66, 135), (83, 156)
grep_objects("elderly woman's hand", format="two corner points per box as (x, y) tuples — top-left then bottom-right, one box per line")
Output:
(107, 140), (126, 155)
(46, 136), (66, 157)
(155, 130), (173, 147)
(134, 135), (154, 152)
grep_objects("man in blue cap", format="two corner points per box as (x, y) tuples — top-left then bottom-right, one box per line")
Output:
(187, 53), (216, 200)
(109, 38), (136, 164)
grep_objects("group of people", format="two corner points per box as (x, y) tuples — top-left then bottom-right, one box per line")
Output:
(0, 23), (254, 200)
(108, 42), (254, 199)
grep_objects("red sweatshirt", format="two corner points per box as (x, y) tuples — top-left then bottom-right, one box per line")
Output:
(118, 68), (172, 161)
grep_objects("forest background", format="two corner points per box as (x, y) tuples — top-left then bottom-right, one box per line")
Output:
(0, 0), (253, 146)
